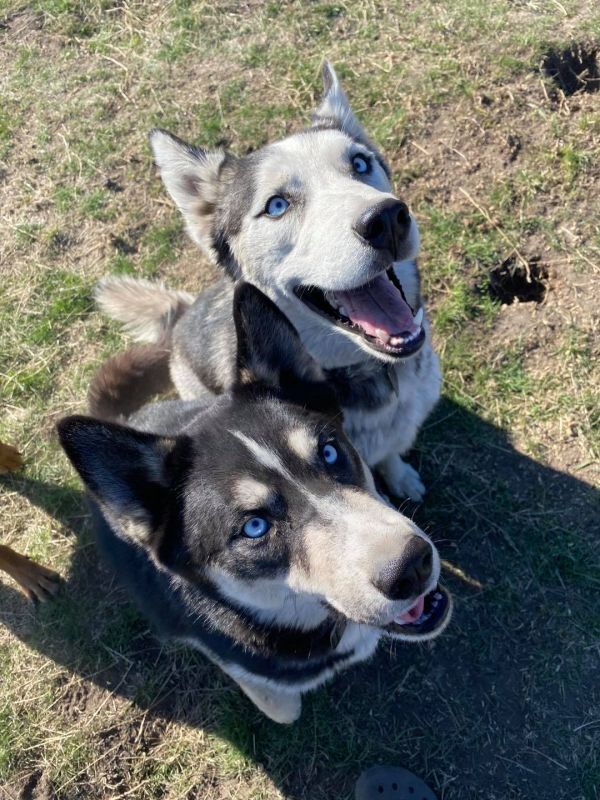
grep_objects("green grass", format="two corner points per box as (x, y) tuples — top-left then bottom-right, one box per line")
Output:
(0, 1), (599, 798)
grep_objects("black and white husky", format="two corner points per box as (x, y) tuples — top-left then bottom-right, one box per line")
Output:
(59, 284), (451, 724)
(96, 63), (441, 501)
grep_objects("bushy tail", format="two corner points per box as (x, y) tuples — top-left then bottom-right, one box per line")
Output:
(94, 276), (194, 343)
(88, 343), (172, 422)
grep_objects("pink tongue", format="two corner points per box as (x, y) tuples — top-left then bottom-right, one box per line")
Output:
(332, 273), (417, 342)
(398, 594), (425, 623)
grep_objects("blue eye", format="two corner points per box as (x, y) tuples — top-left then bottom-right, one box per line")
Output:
(265, 196), (289, 217)
(322, 443), (338, 465)
(242, 516), (271, 538)
(352, 154), (370, 175)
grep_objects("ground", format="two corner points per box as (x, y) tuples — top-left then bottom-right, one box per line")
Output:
(0, 1), (599, 799)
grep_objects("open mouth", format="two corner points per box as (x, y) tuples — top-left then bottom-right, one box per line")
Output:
(383, 583), (452, 638)
(294, 268), (425, 358)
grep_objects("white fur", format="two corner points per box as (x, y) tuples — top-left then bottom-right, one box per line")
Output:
(230, 430), (294, 480)
(98, 64), (441, 499)
(227, 130), (421, 369)
(287, 428), (315, 460)
(95, 276), (193, 343)
(180, 623), (380, 697)
(232, 477), (272, 508)
(149, 131), (229, 255)
(204, 567), (330, 630)
(210, 467), (442, 632)
(286, 487), (441, 626)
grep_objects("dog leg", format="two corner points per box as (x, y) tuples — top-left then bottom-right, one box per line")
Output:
(377, 453), (425, 502)
(0, 545), (60, 602)
(170, 351), (214, 401)
(0, 442), (23, 473)
(235, 678), (302, 724)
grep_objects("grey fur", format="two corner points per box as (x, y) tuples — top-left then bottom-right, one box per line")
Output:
(60, 284), (452, 724)
(98, 62), (441, 501)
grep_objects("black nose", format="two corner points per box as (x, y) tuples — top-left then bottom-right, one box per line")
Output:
(353, 200), (411, 256)
(374, 536), (433, 601)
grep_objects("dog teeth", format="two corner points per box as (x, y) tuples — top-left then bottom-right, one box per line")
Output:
(375, 328), (391, 345)
(413, 307), (424, 327)
(338, 305), (349, 318)
(434, 592), (442, 600)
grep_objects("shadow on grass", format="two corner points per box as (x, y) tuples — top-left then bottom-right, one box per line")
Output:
(1, 398), (599, 800)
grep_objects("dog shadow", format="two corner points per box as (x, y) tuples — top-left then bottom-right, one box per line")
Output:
(1, 398), (598, 800)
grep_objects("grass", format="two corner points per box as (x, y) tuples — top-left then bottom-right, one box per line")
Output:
(0, 0), (599, 799)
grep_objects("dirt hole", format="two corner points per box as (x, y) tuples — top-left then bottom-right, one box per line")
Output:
(104, 178), (124, 193)
(48, 230), (74, 253)
(541, 41), (599, 96)
(488, 257), (548, 304)
(110, 234), (137, 255)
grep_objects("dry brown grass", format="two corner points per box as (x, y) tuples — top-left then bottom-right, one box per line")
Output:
(0, 1), (599, 798)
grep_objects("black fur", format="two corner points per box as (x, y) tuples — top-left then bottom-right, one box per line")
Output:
(233, 282), (339, 414)
(326, 361), (399, 411)
(59, 284), (369, 688)
(87, 503), (350, 683)
(211, 229), (239, 278)
(173, 278), (409, 414)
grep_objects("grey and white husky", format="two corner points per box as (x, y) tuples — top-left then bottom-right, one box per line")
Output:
(97, 63), (441, 501)
(59, 284), (451, 724)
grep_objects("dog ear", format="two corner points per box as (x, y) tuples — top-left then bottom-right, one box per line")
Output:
(312, 62), (391, 178)
(149, 129), (238, 270)
(312, 61), (364, 140)
(233, 283), (338, 413)
(57, 415), (179, 561)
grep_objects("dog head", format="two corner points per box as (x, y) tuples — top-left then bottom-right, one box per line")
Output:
(149, 62), (424, 367)
(59, 284), (450, 641)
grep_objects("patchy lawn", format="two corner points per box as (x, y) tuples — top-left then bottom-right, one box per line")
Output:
(0, 1), (598, 799)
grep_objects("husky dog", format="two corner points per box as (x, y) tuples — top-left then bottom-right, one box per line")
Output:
(96, 63), (441, 501)
(59, 284), (451, 724)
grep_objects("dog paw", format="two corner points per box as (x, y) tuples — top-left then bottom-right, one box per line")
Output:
(377, 455), (425, 502)
(13, 556), (61, 603)
(0, 442), (23, 474)
(238, 681), (302, 724)
(397, 463), (426, 502)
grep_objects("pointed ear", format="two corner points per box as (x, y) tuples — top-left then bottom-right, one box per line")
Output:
(57, 415), (176, 557)
(149, 129), (238, 268)
(312, 62), (391, 177)
(233, 283), (338, 413)
(313, 62), (363, 140)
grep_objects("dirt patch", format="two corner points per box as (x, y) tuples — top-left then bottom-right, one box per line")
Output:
(491, 298), (543, 345)
(0, 8), (63, 63)
(6, 769), (56, 800)
(399, 92), (536, 209)
(541, 41), (600, 97)
(0, 8), (44, 39)
(488, 256), (548, 305)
